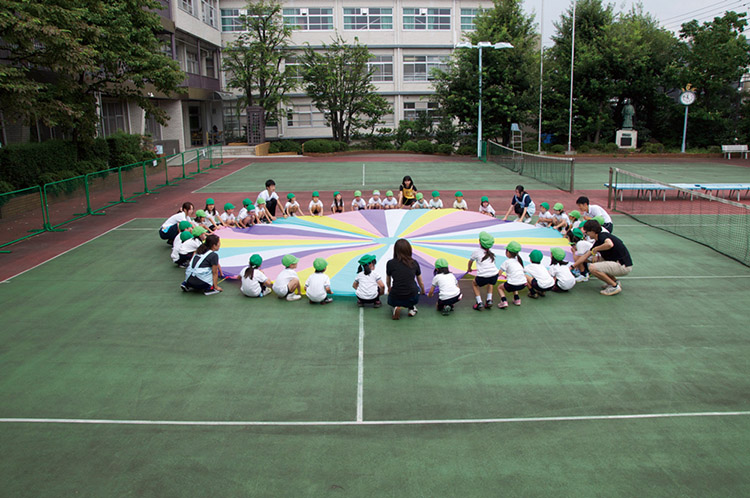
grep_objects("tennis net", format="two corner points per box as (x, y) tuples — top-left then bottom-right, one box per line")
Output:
(609, 167), (750, 266)
(486, 140), (575, 192)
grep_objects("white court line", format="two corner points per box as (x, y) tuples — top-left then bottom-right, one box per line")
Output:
(1, 219), (135, 284)
(357, 307), (364, 422)
(190, 166), (249, 194)
(114, 228), (154, 231)
(621, 275), (750, 280)
(1, 410), (748, 427)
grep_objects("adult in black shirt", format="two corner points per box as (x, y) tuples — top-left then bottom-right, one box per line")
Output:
(386, 238), (426, 319)
(575, 220), (633, 296)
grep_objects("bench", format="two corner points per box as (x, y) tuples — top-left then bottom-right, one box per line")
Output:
(605, 183), (702, 202)
(722, 144), (748, 159)
(698, 183), (750, 202)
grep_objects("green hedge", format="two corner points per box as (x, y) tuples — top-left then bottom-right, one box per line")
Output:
(303, 139), (349, 153)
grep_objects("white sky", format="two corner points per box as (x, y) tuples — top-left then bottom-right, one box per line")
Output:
(526, 0), (749, 46)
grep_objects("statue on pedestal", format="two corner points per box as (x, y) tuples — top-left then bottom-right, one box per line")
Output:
(622, 99), (635, 130)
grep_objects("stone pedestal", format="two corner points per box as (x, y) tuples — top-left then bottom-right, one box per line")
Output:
(616, 129), (637, 149)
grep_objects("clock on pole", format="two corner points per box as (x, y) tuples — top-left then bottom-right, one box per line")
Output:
(680, 85), (697, 153)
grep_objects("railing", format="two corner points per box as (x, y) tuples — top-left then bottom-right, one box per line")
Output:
(0, 145), (223, 251)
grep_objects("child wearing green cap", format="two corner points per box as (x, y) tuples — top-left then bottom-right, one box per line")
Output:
(351, 190), (367, 211)
(412, 192), (429, 209)
(285, 193), (303, 217)
(255, 197), (275, 223)
(468, 231), (499, 310)
(535, 202), (554, 227)
(237, 199), (258, 228)
(497, 241), (526, 308)
(429, 191), (443, 209)
(479, 196), (496, 217)
(194, 210), (214, 233)
(525, 249), (555, 298)
(203, 198), (224, 230)
(305, 258), (333, 304)
(428, 258), (462, 315)
(220, 202), (237, 227)
(551, 203), (571, 232)
(382, 190), (398, 209)
(331, 191), (345, 214)
(170, 221), (194, 264)
(453, 192), (468, 210)
(566, 228), (593, 281)
(176, 226), (208, 267)
(568, 210), (582, 229)
(309, 192), (324, 216)
(240, 254), (273, 298)
(548, 247), (576, 291)
(368, 190), (383, 209)
(353, 254), (384, 307)
(272, 254), (302, 301)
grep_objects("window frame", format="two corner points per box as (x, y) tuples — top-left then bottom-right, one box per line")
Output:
(402, 8), (451, 30)
(402, 55), (449, 82)
(282, 8), (334, 31)
(343, 7), (393, 30)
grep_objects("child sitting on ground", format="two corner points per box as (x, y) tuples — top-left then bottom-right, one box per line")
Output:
(429, 191), (443, 209)
(353, 254), (384, 307)
(204, 198), (224, 230)
(351, 191), (367, 211)
(535, 202), (554, 227)
(272, 254), (302, 301)
(309, 191), (324, 216)
(567, 227), (593, 281)
(285, 193), (302, 217)
(255, 198), (274, 223)
(412, 192), (429, 209)
(525, 249), (555, 298)
(305, 258), (333, 304)
(548, 247), (576, 292)
(368, 190), (383, 209)
(382, 191), (398, 209)
(331, 191), (345, 214)
(171, 221), (193, 264)
(453, 191), (468, 210)
(479, 196), (496, 217)
(240, 254), (274, 298)
(551, 203), (571, 232)
(237, 199), (258, 228)
(220, 202), (237, 227)
(428, 258), (462, 315)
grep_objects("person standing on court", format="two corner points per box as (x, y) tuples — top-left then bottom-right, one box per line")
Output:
(256, 179), (286, 218)
(386, 238), (426, 319)
(575, 219), (633, 296)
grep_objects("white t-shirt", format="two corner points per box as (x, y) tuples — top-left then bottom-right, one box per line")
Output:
(470, 248), (499, 277)
(553, 212), (571, 226)
(354, 270), (382, 300)
(285, 201), (300, 216)
(548, 264), (576, 291)
(382, 197), (398, 208)
(257, 190), (279, 206)
(575, 239), (594, 256)
(305, 272), (331, 302)
(585, 204), (612, 224)
(536, 211), (554, 226)
(525, 262), (555, 289)
(368, 197), (382, 208)
(205, 210), (221, 224)
(479, 203), (496, 216)
(179, 237), (201, 255)
(431, 273), (460, 300)
(171, 236), (183, 262)
(309, 199), (324, 213)
(571, 219), (583, 229)
(220, 212), (235, 223)
(352, 198), (366, 210)
(240, 267), (268, 297)
(429, 199), (443, 209)
(500, 258), (526, 286)
(453, 199), (468, 210)
(272, 268), (298, 296)
(161, 212), (189, 231)
(412, 200), (429, 209)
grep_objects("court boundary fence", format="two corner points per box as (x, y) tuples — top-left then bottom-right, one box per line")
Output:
(608, 167), (750, 267)
(484, 140), (575, 192)
(0, 145), (223, 252)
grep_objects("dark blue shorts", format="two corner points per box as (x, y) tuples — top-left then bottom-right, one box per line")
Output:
(475, 274), (498, 287)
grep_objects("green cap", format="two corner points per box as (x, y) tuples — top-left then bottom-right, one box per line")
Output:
(358, 254), (376, 266)
(334, 191), (341, 196)
(195, 209), (207, 218)
(571, 228), (584, 239)
(282, 254), (299, 267)
(553, 202), (564, 211)
(206, 198), (215, 205)
(569, 210), (581, 219)
(506, 241), (522, 253)
(224, 202), (235, 210)
(313, 257), (328, 271)
(540, 202), (550, 210)
(550, 247), (566, 261)
(192, 226), (207, 238)
(243, 198), (252, 207)
(529, 249), (543, 263)
(180, 230), (193, 242)
(178, 221), (192, 231)
(354, 190), (362, 197)
(249, 254), (263, 266)
(373, 190), (380, 196)
(257, 197), (266, 205)
(416, 192), (424, 200)
(434, 258), (449, 269)
(432, 190), (440, 198)
(594, 215), (605, 224)
(481, 195), (489, 203)
(287, 192), (295, 200)
(246, 203), (255, 210)
(386, 190), (393, 197)
(312, 191), (319, 197)
(455, 191), (463, 197)
(479, 231), (495, 249)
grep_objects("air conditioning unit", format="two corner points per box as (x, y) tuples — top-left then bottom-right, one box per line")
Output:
(239, 9), (247, 15)
(300, 8), (308, 15)
(419, 8), (428, 15)
(361, 8), (368, 15)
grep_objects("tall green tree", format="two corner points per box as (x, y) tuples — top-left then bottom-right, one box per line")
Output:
(433, 0), (538, 144)
(300, 35), (391, 143)
(222, 0), (296, 126)
(0, 0), (184, 148)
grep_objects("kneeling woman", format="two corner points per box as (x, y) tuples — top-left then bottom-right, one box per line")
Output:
(181, 234), (223, 295)
(386, 238), (426, 319)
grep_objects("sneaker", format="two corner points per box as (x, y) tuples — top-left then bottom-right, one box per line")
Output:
(473, 302), (484, 311)
(180, 282), (189, 292)
(601, 281), (617, 290)
(571, 268), (582, 277)
(528, 291), (538, 299)
(441, 305), (452, 316)
(374, 300), (382, 308)
(392, 307), (401, 320)
(538, 291), (546, 298)
(408, 307), (418, 317)
(262, 288), (273, 297)
(322, 297), (333, 304)
(485, 299), (493, 308)
(513, 296), (522, 306)
(497, 300), (509, 309)
(286, 293), (302, 301)
(575, 274), (589, 282)
(204, 288), (221, 296)
(600, 284), (622, 296)
(357, 300), (364, 307)
(178, 263), (188, 269)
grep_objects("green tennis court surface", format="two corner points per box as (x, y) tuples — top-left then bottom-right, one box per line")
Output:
(1, 216), (749, 495)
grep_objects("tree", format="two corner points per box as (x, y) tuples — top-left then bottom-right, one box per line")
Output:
(222, 0), (296, 126)
(432, 0), (539, 144)
(0, 0), (184, 148)
(300, 35), (391, 143)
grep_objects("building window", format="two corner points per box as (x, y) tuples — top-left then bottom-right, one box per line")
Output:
(403, 8), (451, 30)
(404, 101), (440, 121)
(180, 0), (195, 16)
(287, 104), (326, 127)
(403, 55), (449, 82)
(101, 102), (127, 137)
(202, 50), (215, 78)
(343, 8), (393, 30)
(201, 0), (218, 28)
(186, 49), (199, 74)
(221, 9), (244, 31)
(461, 8), (482, 30)
(284, 55), (304, 81)
(368, 55), (393, 82)
(145, 113), (162, 141)
(283, 8), (333, 30)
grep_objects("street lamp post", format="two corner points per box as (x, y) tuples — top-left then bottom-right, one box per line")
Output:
(455, 41), (514, 158)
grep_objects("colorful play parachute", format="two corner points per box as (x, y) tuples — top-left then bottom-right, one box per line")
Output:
(215, 209), (571, 296)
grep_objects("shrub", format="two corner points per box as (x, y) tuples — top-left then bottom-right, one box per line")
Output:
(375, 140), (395, 150)
(455, 144), (475, 156)
(522, 141), (539, 153)
(332, 141), (349, 152)
(707, 145), (721, 154)
(106, 132), (145, 167)
(0, 140), (77, 191)
(437, 144), (453, 155)
(278, 139), (302, 154)
(402, 140), (419, 152)
(416, 139), (435, 154)
(79, 137), (110, 164)
(604, 143), (619, 153)
(641, 143), (664, 154)
(577, 144), (590, 153)
(303, 139), (335, 153)
(550, 144), (565, 154)
(268, 142), (281, 154)
(0, 180), (14, 194)
(73, 160), (108, 175)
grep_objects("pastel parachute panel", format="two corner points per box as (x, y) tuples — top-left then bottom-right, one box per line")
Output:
(215, 209), (572, 296)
